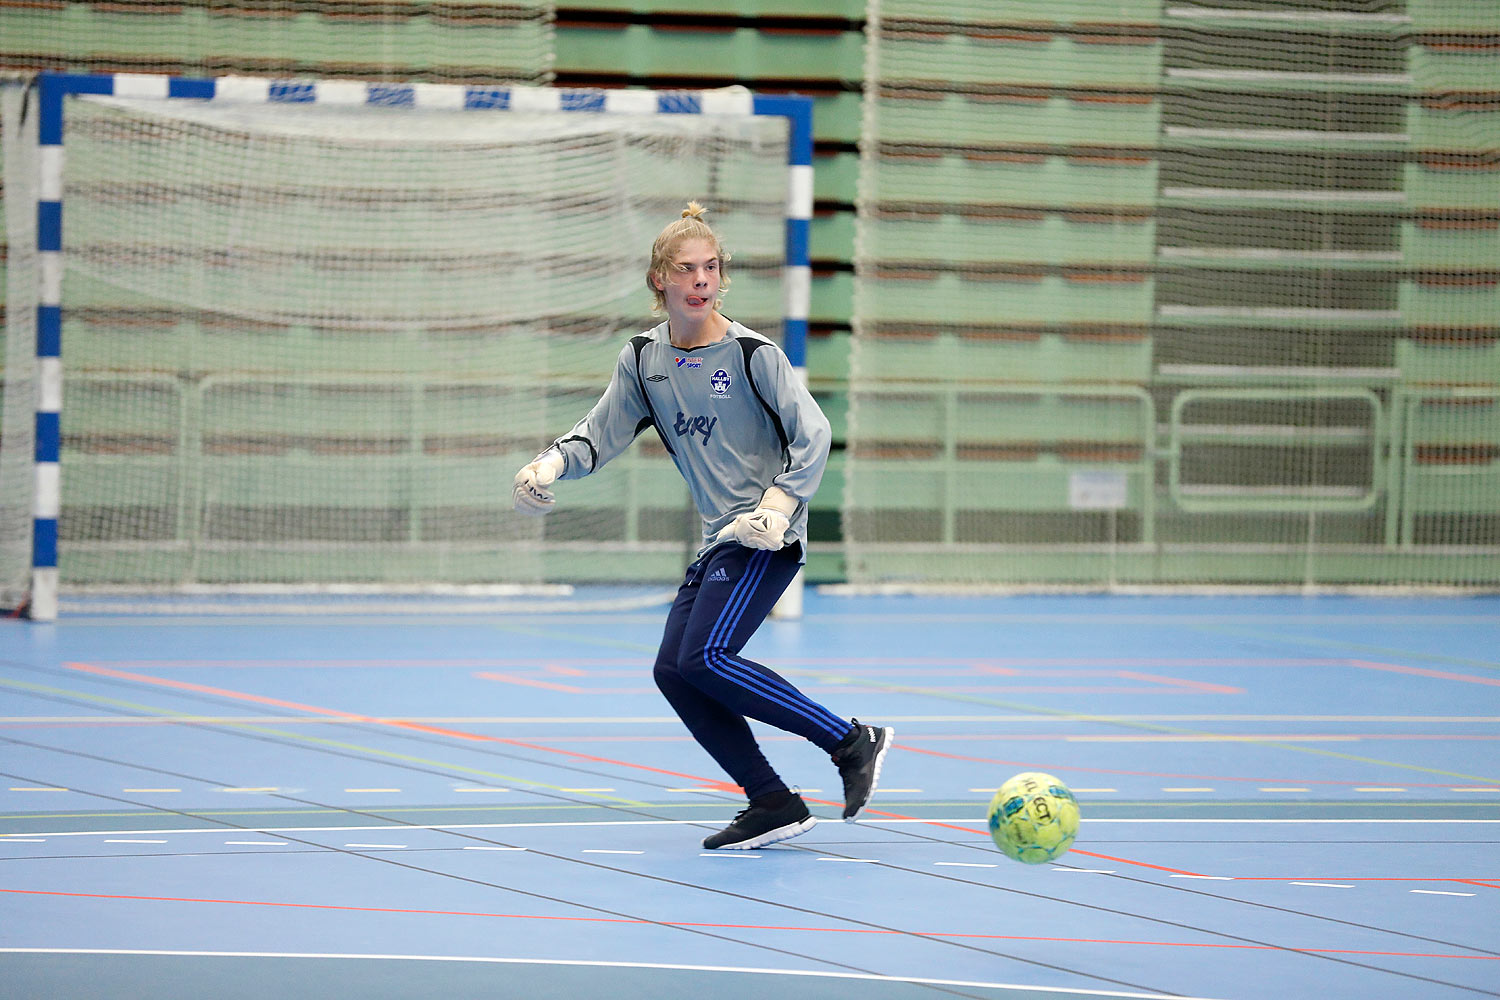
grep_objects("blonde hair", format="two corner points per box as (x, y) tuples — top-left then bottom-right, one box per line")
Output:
(646, 201), (731, 313)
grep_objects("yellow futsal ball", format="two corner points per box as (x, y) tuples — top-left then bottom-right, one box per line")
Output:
(987, 772), (1080, 865)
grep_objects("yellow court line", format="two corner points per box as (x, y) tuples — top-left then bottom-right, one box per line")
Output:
(782, 671), (1500, 785)
(0, 677), (650, 808)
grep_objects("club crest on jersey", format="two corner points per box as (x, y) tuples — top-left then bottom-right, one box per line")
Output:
(710, 369), (732, 396)
(675, 356), (703, 368)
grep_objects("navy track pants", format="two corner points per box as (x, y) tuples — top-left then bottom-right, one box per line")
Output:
(653, 540), (852, 800)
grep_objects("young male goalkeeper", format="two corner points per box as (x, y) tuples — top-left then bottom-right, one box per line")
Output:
(512, 203), (892, 850)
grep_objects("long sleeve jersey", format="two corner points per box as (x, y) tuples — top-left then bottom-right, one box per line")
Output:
(546, 320), (831, 561)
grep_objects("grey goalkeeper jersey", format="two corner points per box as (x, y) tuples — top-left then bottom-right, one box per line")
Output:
(547, 320), (831, 561)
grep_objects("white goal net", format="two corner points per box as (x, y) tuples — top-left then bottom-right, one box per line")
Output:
(0, 81), (792, 612)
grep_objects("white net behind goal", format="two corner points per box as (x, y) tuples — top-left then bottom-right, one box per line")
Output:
(2, 89), (790, 602)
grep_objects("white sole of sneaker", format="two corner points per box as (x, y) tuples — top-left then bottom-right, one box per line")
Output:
(711, 815), (817, 851)
(844, 727), (894, 823)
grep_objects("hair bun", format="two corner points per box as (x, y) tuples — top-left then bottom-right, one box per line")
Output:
(682, 201), (707, 220)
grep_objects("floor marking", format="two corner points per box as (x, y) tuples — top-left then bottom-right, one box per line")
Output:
(16, 817), (1500, 841)
(344, 844), (406, 849)
(1411, 890), (1476, 897)
(224, 841), (287, 846)
(817, 858), (879, 863)
(452, 787), (509, 793)
(0, 838), (46, 843)
(1258, 787), (1309, 792)
(9, 713), (1498, 725)
(122, 788), (181, 793)
(934, 862), (997, 868)
(219, 787), (278, 793)
(104, 839), (167, 844)
(0, 949), (1229, 998)
(8, 787), (67, 792)
(1452, 787), (1500, 792)
(560, 788), (616, 793)
(1059, 870), (1117, 875)
(1356, 787), (1406, 792)
(582, 849), (643, 855)
(701, 852), (761, 858)
(1349, 659), (1500, 688)
(55, 661), (733, 798)
(1169, 875), (1233, 881)
(1291, 882), (1355, 889)
(461, 846), (526, 851)
(344, 788), (401, 793)
(1162, 787), (1214, 792)
(8, 889), (1499, 963)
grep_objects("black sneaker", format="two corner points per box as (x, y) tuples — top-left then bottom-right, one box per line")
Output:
(830, 720), (894, 822)
(702, 792), (815, 850)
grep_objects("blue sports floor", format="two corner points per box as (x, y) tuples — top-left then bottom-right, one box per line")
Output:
(1, 593), (1498, 999)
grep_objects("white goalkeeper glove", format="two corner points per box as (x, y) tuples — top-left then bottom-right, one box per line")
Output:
(728, 485), (798, 551)
(513, 450), (566, 516)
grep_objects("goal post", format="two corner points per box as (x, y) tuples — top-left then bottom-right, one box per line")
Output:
(1, 72), (813, 620)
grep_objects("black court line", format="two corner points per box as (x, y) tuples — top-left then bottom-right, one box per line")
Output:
(8, 661), (1498, 987)
(6, 695), (1499, 998)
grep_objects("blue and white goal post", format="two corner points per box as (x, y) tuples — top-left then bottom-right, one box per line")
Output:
(12, 72), (813, 621)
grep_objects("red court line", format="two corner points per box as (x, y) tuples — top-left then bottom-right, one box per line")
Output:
(1348, 660), (1500, 687)
(1114, 671), (1244, 695)
(472, 672), (652, 695)
(59, 662), (739, 792)
(1230, 877), (1500, 885)
(6, 889), (1493, 960)
(473, 673), (586, 694)
(57, 661), (1198, 874)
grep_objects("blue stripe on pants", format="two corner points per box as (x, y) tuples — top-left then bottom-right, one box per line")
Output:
(651, 541), (851, 799)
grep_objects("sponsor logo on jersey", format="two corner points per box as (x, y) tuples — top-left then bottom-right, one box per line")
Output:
(676, 356), (704, 368)
(710, 369), (732, 395)
(707, 567), (731, 582)
(674, 411), (717, 444)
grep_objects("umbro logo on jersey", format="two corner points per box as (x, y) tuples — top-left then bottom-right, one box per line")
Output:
(707, 567), (730, 582)
(647, 374), (668, 382)
(676, 356), (703, 368)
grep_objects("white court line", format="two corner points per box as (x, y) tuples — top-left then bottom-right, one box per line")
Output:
(1170, 875), (1233, 881)
(1291, 882), (1355, 889)
(462, 846), (525, 851)
(344, 844), (406, 850)
(935, 862), (997, 868)
(818, 858), (880, 863)
(582, 849), (643, 855)
(224, 841), (287, 846)
(103, 839), (166, 844)
(14, 818), (1500, 841)
(0, 949), (1223, 999)
(0, 839), (46, 843)
(701, 852), (762, 858)
(8, 713), (1500, 724)
(1411, 890), (1475, 897)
